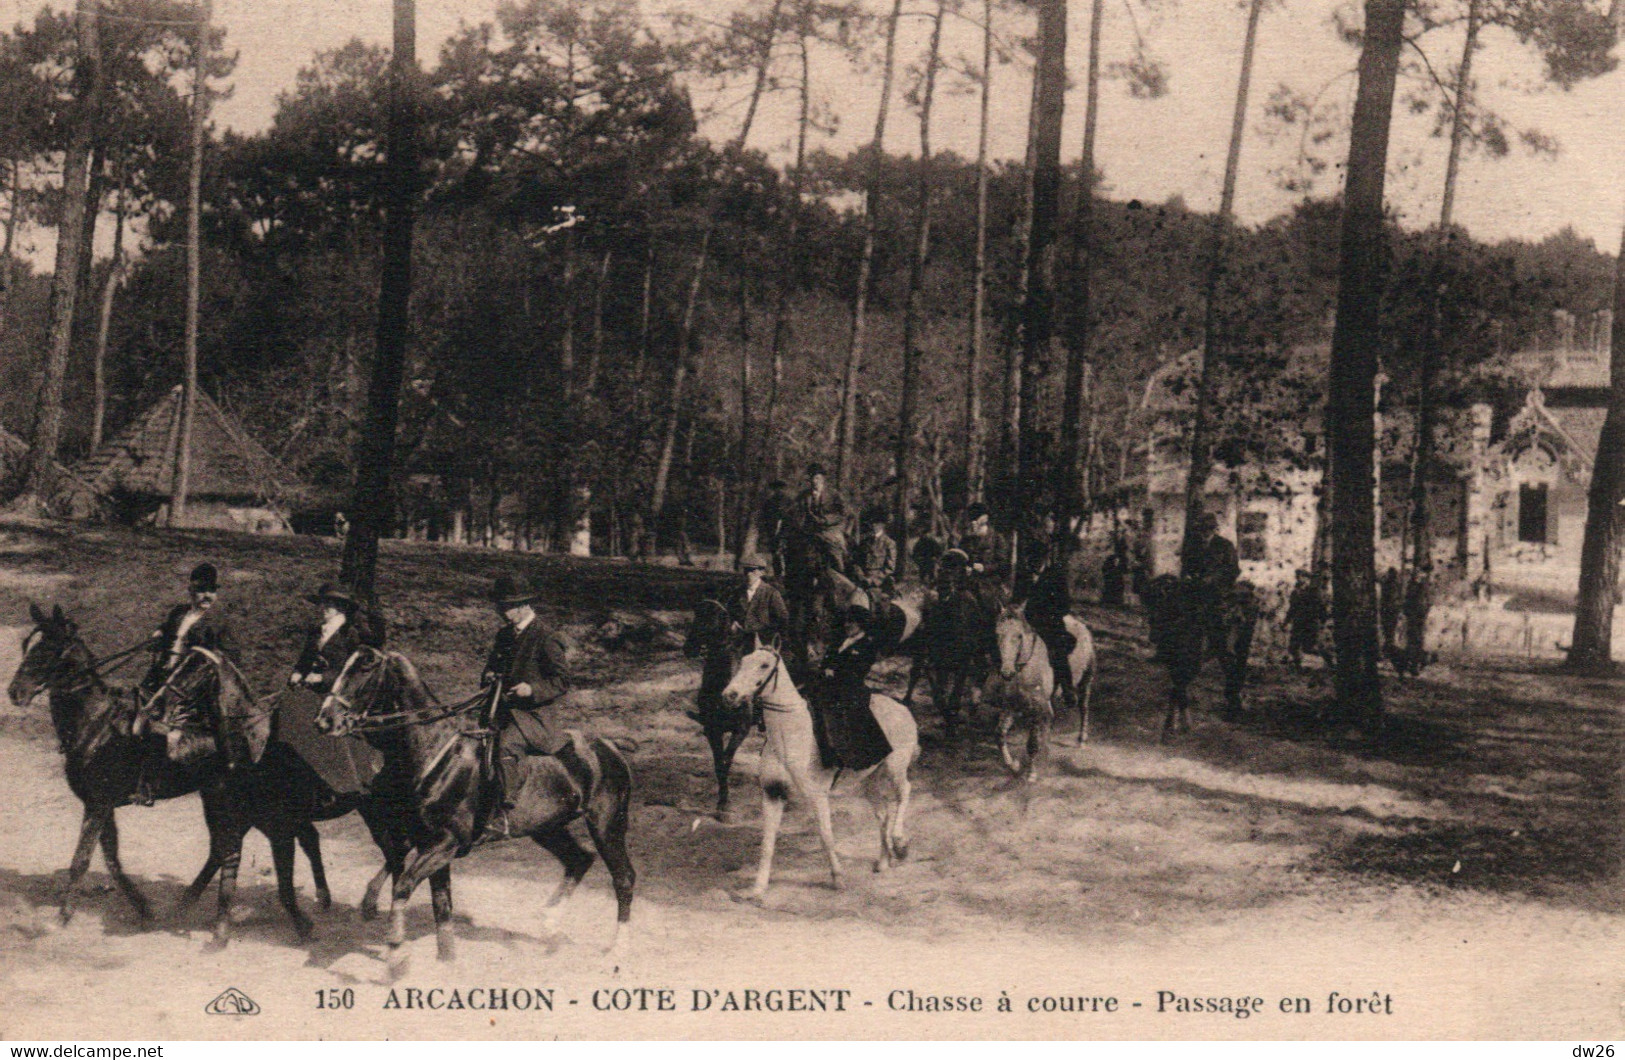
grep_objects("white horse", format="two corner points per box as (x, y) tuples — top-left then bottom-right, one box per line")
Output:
(720, 647), (917, 898)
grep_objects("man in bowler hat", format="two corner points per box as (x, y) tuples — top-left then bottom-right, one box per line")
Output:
(482, 572), (572, 808)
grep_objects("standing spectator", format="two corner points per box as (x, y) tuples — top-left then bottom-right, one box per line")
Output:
(1285, 568), (1325, 670)
(1100, 541), (1128, 608)
(853, 509), (898, 596)
(1378, 566), (1403, 670)
(1403, 562), (1434, 676)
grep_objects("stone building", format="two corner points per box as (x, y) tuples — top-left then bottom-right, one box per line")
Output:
(1123, 311), (1615, 602)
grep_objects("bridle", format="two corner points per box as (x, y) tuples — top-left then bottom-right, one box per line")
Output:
(324, 647), (488, 734)
(736, 646), (793, 713)
(997, 613), (1040, 679)
(18, 627), (103, 696)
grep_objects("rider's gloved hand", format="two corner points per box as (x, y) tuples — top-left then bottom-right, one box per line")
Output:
(511, 682), (533, 698)
(304, 672), (323, 686)
(287, 672), (301, 687)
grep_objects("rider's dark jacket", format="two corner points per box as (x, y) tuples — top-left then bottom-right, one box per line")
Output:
(727, 579), (789, 652)
(484, 615), (572, 762)
(290, 616), (376, 694)
(853, 531), (898, 590)
(142, 605), (235, 692)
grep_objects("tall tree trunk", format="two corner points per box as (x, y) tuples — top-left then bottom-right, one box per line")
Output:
(340, 0), (418, 593)
(1054, 0), (1105, 557)
(1179, 0), (1264, 572)
(585, 246), (611, 395)
(169, 2), (209, 526)
(764, 25), (814, 484)
(736, 275), (754, 562)
(964, 0), (994, 506)
(894, 0), (946, 570)
(73, 145), (103, 355)
(1327, 0), (1405, 731)
(91, 160), (128, 452)
(1406, 0), (1480, 589)
(835, 0), (905, 492)
(1014, 0), (1068, 529)
(649, 0), (782, 524)
(1567, 227), (1625, 671)
(0, 154), (20, 310)
(16, 0), (99, 510)
(1000, 54), (1045, 509)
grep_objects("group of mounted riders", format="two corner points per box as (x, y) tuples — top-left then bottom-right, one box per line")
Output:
(730, 463), (1088, 768)
(124, 560), (573, 820)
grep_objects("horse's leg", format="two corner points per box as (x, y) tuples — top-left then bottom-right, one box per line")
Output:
(357, 802), (401, 921)
(208, 815), (248, 948)
(182, 852), (220, 907)
(96, 812), (151, 923)
(998, 708), (1022, 775)
(808, 781), (844, 892)
(582, 793), (636, 958)
(1026, 709), (1050, 784)
(428, 868), (454, 962)
(294, 823), (332, 911)
(866, 775), (893, 874)
(1077, 668), (1095, 746)
(388, 834), (459, 960)
(702, 724), (734, 822)
(889, 749), (913, 861)
(532, 826), (594, 935)
(749, 775), (789, 900)
(59, 803), (111, 925)
(270, 833), (314, 941)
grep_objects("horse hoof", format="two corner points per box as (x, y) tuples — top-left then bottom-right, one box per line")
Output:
(359, 902), (379, 922)
(716, 807), (738, 826)
(829, 875), (846, 893)
(892, 838), (909, 861)
(316, 891), (333, 913)
(57, 907), (74, 927)
(386, 947), (410, 981)
(436, 929), (456, 963)
(294, 917), (315, 942)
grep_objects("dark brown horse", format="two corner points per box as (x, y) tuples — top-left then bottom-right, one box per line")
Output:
(915, 562), (992, 738)
(683, 598), (750, 822)
(9, 606), (410, 943)
(317, 648), (634, 972)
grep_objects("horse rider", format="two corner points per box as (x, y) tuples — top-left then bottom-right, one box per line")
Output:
(956, 502), (1009, 621)
(812, 577), (895, 769)
(132, 562), (236, 805)
(757, 480), (792, 577)
(727, 553), (790, 655)
(1014, 514), (1076, 691)
(1188, 512), (1240, 658)
(793, 463), (851, 575)
(288, 582), (384, 695)
(853, 508), (897, 600)
(481, 573), (572, 810)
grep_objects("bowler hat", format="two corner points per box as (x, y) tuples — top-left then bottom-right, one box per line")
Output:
(489, 572), (537, 606)
(740, 553), (770, 571)
(807, 462), (827, 478)
(305, 582), (359, 611)
(189, 563), (219, 593)
(965, 502), (989, 521)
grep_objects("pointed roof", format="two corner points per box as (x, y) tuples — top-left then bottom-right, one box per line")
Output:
(73, 386), (293, 503)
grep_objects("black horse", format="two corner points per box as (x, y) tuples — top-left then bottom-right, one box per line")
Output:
(317, 648), (635, 972)
(6, 605), (402, 942)
(683, 599), (751, 821)
(1142, 574), (1259, 740)
(782, 531), (842, 676)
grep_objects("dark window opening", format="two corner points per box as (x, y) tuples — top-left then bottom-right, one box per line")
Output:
(1238, 511), (1269, 562)
(1518, 483), (1549, 544)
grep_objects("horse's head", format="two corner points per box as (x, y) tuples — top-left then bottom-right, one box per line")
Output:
(995, 605), (1035, 681)
(10, 603), (92, 708)
(316, 646), (390, 736)
(720, 645), (784, 709)
(144, 650), (227, 763)
(684, 599), (731, 659)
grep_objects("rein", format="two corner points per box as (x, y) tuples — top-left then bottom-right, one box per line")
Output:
(329, 653), (490, 733)
(740, 649), (796, 714)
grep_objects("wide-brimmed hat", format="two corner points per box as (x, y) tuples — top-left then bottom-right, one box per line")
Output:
(965, 502), (989, 521)
(489, 572), (537, 606)
(740, 553), (771, 571)
(304, 582), (359, 610)
(806, 462), (828, 478)
(189, 563), (219, 593)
